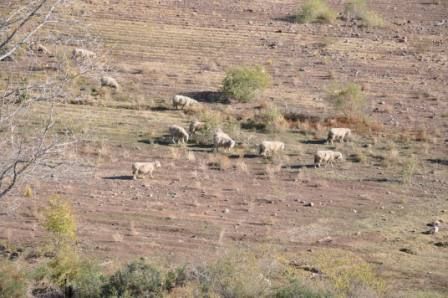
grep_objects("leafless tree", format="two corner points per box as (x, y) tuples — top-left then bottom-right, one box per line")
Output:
(0, 0), (102, 201)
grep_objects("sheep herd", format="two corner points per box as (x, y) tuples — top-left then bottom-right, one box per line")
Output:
(129, 94), (353, 180)
(69, 48), (352, 180)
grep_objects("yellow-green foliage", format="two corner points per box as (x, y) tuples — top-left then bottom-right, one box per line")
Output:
(200, 250), (272, 297)
(296, 0), (337, 24)
(326, 82), (366, 117)
(43, 195), (77, 241)
(310, 249), (385, 297)
(0, 261), (28, 298)
(222, 65), (270, 102)
(401, 154), (418, 185)
(35, 245), (103, 296)
(256, 102), (288, 132)
(345, 0), (385, 27)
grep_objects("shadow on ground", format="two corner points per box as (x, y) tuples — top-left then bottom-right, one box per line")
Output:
(103, 175), (134, 180)
(182, 91), (228, 104)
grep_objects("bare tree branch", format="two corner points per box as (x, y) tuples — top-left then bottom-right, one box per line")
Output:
(0, 0), (63, 61)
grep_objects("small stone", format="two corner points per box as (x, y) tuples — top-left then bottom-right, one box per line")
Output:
(224, 208), (230, 214)
(304, 202), (314, 207)
(353, 209), (358, 213)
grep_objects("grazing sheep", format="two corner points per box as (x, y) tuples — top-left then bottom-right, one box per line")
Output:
(132, 161), (161, 180)
(259, 141), (285, 157)
(213, 129), (235, 152)
(327, 128), (352, 144)
(189, 120), (206, 134)
(425, 221), (441, 234)
(169, 125), (189, 144)
(172, 95), (198, 110)
(100, 76), (120, 89)
(72, 48), (96, 59)
(314, 150), (343, 168)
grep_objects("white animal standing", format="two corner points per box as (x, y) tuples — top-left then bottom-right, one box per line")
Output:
(169, 125), (189, 144)
(132, 161), (161, 180)
(327, 128), (352, 144)
(213, 129), (235, 152)
(172, 95), (198, 110)
(72, 48), (96, 59)
(258, 141), (285, 157)
(189, 120), (206, 134)
(314, 150), (343, 168)
(100, 76), (120, 89)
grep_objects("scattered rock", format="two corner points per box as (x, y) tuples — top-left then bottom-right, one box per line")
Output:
(304, 202), (314, 207)
(434, 242), (448, 248)
(224, 208), (230, 214)
(317, 236), (333, 243)
(399, 248), (417, 255)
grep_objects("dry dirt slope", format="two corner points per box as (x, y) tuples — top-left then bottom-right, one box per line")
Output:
(0, 0), (448, 296)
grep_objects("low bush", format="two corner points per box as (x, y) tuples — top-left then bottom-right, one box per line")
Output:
(274, 279), (330, 298)
(101, 260), (163, 297)
(0, 261), (28, 298)
(221, 65), (270, 102)
(326, 82), (366, 118)
(296, 0), (337, 24)
(345, 0), (385, 27)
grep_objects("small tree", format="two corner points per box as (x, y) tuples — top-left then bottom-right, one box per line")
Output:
(326, 82), (366, 118)
(43, 195), (77, 242)
(221, 65), (270, 103)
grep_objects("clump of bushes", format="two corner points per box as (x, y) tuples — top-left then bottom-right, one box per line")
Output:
(326, 82), (366, 118)
(221, 65), (270, 102)
(101, 260), (186, 297)
(0, 261), (28, 298)
(296, 0), (337, 24)
(344, 0), (385, 27)
(243, 102), (288, 132)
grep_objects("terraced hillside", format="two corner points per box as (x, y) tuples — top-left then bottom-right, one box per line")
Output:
(0, 0), (447, 296)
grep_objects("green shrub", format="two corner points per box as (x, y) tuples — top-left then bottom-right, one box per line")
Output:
(296, 0), (337, 24)
(43, 195), (77, 241)
(326, 82), (366, 118)
(197, 251), (272, 297)
(0, 261), (28, 298)
(274, 279), (330, 298)
(221, 65), (270, 102)
(101, 260), (163, 297)
(256, 102), (288, 132)
(34, 246), (104, 297)
(345, 0), (384, 27)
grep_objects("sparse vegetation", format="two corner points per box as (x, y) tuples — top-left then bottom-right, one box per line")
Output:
(326, 82), (367, 118)
(0, 261), (28, 298)
(296, 0), (337, 24)
(221, 65), (270, 102)
(401, 154), (418, 185)
(344, 0), (385, 27)
(42, 195), (77, 242)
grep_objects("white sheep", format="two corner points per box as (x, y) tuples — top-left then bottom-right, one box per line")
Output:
(327, 128), (352, 144)
(169, 125), (189, 144)
(132, 161), (161, 180)
(189, 120), (206, 134)
(258, 141), (285, 157)
(72, 48), (96, 59)
(213, 129), (235, 152)
(314, 150), (343, 168)
(101, 76), (120, 89)
(172, 95), (198, 110)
